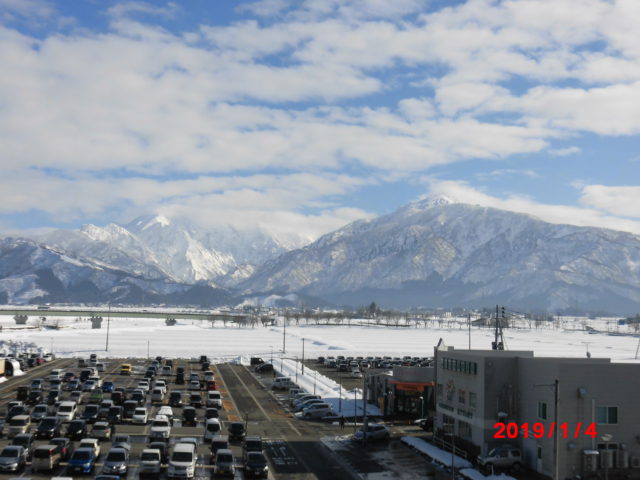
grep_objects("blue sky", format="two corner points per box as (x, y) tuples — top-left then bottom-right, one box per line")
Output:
(1, 0), (639, 241)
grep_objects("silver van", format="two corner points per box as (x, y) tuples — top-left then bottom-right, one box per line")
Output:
(7, 415), (31, 437)
(32, 444), (62, 472)
(167, 442), (196, 479)
(151, 388), (165, 403)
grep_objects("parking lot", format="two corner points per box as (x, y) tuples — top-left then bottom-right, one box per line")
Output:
(0, 354), (366, 480)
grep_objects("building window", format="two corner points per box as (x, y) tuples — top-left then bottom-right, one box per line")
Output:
(469, 392), (477, 409)
(596, 406), (618, 425)
(458, 420), (472, 440)
(458, 389), (465, 404)
(437, 383), (443, 398)
(538, 401), (547, 420)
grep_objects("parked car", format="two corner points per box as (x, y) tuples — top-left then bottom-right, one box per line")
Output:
(6, 415), (31, 438)
(66, 447), (97, 475)
(79, 438), (101, 458)
(149, 415), (171, 440)
(477, 447), (523, 472)
(50, 436), (74, 460)
(182, 406), (197, 426)
(66, 418), (88, 440)
(228, 421), (246, 441)
(242, 436), (264, 458)
(353, 423), (390, 441)
(213, 448), (235, 477)
(189, 393), (202, 408)
(169, 391), (183, 407)
(31, 443), (62, 472)
(81, 404), (100, 423)
(167, 442), (196, 479)
(112, 434), (132, 452)
(35, 416), (61, 439)
(147, 441), (169, 463)
(11, 433), (35, 460)
(210, 436), (229, 458)
(132, 407), (149, 425)
(102, 447), (129, 476)
(205, 407), (220, 420)
(91, 421), (112, 440)
(203, 418), (221, 441)
(244, 451), (269, 478)
(139, 448), (162, 477)
(31, 403), (49, 422)
(0, 445), (27, 473)
(302, 403), (333, 419)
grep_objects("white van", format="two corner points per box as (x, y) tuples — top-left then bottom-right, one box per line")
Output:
(56, 401), (77, 422)
(167, 442), (196, 479)
(50, 369), (63, 379)
(203, 418), (221, 442)
(206, 391), (222, 409)
(7, 415), (31, 437)
(151, 388), (165, 403)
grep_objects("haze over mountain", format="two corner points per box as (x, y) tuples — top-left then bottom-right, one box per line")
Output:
(2, 199), (640, 314)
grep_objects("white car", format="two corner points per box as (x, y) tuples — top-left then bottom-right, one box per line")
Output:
(139, 448), (162, 476)
(149, 415), (171, 440)
(206, 391), (222, 409)
(302, 403), (333, 419)
(79, 438), (101, 458)
(132, 407), (148, 425)
(154, 379), (167, 393)
(137, 381), (151, 392)
(350, 368), (363, 378)
(188, 380), (201, 391)
(353, 423), (390, 441)
(157, 406), (174, 424)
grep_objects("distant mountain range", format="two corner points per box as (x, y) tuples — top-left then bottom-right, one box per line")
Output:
(2, 199), (640, 314)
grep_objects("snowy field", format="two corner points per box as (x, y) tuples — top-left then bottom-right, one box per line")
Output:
(2, 314), (639, 418)
(1, 314), (639, 362)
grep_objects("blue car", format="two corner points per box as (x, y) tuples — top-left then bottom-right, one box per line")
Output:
(67, 448), (96, 474)
(102, 381), (115, 393)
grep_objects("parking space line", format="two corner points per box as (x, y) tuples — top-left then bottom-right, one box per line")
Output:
(286, 419), (302, 436)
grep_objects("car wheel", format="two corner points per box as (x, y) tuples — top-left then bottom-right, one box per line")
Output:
(484, 463), (493, 472)
(510, 462), (522, 473)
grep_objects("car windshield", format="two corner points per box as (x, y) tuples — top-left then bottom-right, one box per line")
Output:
(152, 420), (169, 427)
(106, 450), (126, 461)
(34, 449), (54, 458)
(171, 451), (193, 462)
(141, 451), (160, 461)
(73, 450), (92, 461)
(207, 423), (220, 432)
(0, 447), (20, 458)
(247, 453), (266, 466)
(217, 453), (233, 463)
(59, 405), (73, 412)
(40, 418), (56, 428)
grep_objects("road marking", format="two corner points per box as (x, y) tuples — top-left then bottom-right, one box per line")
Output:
(286, 419), (302, 436)
(226, 364), (272, 422)
(215, 364), (242, 420)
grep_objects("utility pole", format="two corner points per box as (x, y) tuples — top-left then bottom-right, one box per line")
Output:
(301, 338), (305, 376)
(105, 302), (111, 352)
(282, 316), (286, 354)
(468, 313), (471, 349)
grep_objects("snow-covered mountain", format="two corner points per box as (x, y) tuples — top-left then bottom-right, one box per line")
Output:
(0, 237), (235, 306)
(34, 215), (305, 285)
(239, 198), (640, 314)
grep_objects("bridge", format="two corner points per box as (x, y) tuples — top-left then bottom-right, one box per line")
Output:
(0, 307), (250, 323)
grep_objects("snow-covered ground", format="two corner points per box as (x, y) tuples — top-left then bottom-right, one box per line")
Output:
(1, 315), (638, 362)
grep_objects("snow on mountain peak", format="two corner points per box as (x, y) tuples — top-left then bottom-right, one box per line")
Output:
(411, 195), (456, 208)
(142, 215), (171, 230)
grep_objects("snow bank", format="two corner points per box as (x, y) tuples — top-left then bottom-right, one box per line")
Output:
(275, 359), (381, 417)
(401, 437), (472, 468)
(460, 469), (517, 480)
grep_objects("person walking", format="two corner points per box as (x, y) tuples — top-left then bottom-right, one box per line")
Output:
(339, 415), (345, 430)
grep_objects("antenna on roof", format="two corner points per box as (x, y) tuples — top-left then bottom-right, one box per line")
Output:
(492, 305), (506, 350)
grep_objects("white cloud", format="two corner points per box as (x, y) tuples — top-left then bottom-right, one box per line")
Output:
(106, 2), (179, 19)
(427, 180), (640, 236)
(549, 146), (581, 157)
(579, 185), (640, 218)
(476, 169), (539, 180)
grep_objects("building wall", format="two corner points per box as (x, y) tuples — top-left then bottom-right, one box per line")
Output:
(519, 358), (640, 480)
